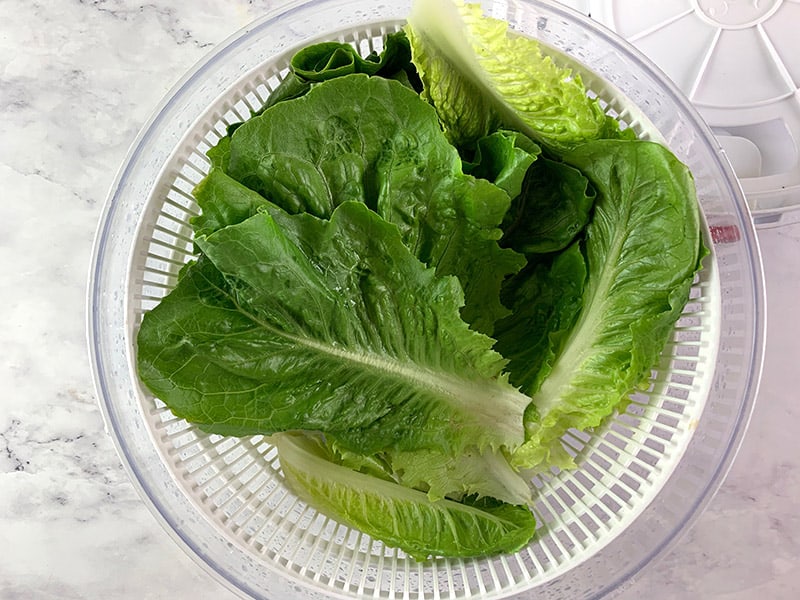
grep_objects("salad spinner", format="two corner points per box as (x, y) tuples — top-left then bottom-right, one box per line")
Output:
(88, 1), (766, 598)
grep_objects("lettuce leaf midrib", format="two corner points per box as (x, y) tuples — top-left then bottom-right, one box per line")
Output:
(532, 237), (626, 416)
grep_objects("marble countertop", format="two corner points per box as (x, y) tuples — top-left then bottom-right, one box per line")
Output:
(1, 1), (798, 598)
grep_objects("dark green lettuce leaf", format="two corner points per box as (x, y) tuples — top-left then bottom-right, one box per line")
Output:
(462, 130), (541, 199)
(511, 139), (703, 472)
(206, 136), (231, 172)
(256, 31), (422, 115)
(212, 31), (422, 156)
(493, 243), (587, 398)
(191, 168), (274, 238)
(291, 30), (420, 86)
(226, 73), (524, 334)
(274, 431), (536, 561)
(501, 157), (596, 255)
(137, 201), (530, 457)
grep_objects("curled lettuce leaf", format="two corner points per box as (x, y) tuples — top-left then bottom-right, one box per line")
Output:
(191, 168), (273, 238)
(216, 31), (421, 148)
(389, 446), (532, 505)
(462, 130), (541, 199)
(511, 140), (703, 472)
(274, 431), (536, 561)
(406, 0), (609, 152)
(494, 243), (587, 399)
(501, 157), (596, 255)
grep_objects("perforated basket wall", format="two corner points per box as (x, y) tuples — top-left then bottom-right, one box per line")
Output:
(90, 2), (764, 599)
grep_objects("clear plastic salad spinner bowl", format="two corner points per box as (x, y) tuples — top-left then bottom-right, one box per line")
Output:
(87, 1), (765, 598)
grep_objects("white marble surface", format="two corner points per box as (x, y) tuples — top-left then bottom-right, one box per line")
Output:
(1, 1), (798, 598)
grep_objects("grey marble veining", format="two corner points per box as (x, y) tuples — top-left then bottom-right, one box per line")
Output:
(1, 1), (798, 598)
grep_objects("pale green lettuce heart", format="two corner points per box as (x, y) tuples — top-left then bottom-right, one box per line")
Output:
(274, 431), (536, 561)
(406, 0), (609, 152)
(389, 446), (532, 505)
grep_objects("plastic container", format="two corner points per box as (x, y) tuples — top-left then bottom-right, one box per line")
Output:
(87, 1), (766, 598)
(562, 0), (800, 227)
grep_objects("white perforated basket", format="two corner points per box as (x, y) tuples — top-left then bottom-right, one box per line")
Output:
(88, 1), (765, 598)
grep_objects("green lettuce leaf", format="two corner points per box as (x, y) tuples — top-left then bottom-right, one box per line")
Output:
(406, 0), (609, 153)
(389, 446), (531, 505)
(257, 31), (422, 114)
(511, 140), (702, 472)
(207, 135), (231, 172)
(209, 31), (422, 162)
(501, 157), (596, 255)
(191, 168), (274, 238)
(137, 201), (530, 457)
(291, 30), (420, 86)
(226, 73), (524, 333)
(462, 130), (541, 200)
(274, 431), (536, 561)
(494, 243), (587, 398)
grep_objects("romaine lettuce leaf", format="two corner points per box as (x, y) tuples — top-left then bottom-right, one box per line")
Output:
(226, 73), (524, 333)
(494, 242), (587, 398)
(290, 30), (420, 87)
(274, 431), (536, 561)
(137, 201), (530, 457)
(206, 135), (231, 172)
(406, 0), (609, 153)
(462, 130), (541, 200)
(211, 31), (421, 161)
(501, 157), (596, 255)
(191, 168), (274, 238)
(389, 446), (532, 505)
(511, 140), (703, 472)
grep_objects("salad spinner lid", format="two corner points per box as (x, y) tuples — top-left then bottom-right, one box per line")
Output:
(562, 0), (800, 227)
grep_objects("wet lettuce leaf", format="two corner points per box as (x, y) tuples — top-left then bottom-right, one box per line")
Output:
(462, 130), (541, 200)
(274, 431), (536, 561)
(501, 157), (596, 255)
(137, 201), (530, 457)
(406, 0), (609, 152)
(225, 73), (524, 334)
(510, 140), (703, 472)
(494, 243), (587, 398)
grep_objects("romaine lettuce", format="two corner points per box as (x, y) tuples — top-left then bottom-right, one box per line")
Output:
(274, 431), (536, 561)
(511, 140), (703, 472)
(136, 1), (706, 560)
(406, 0), (609, 152)
(225, 73), (524, 333)
(138, 201), (530, 458)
